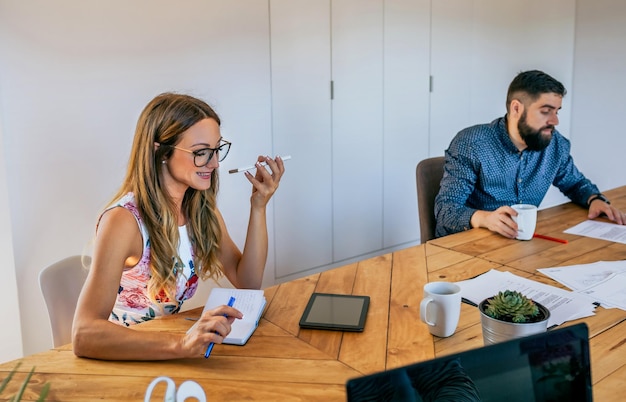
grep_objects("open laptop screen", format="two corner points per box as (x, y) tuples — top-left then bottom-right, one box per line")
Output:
(346, 323), (591, 402)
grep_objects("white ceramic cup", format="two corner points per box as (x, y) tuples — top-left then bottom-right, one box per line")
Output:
(511, 204), (538, 241)
(419, 281), (462, 338)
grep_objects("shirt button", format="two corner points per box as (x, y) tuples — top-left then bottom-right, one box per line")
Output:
(518, 178), (522, 183)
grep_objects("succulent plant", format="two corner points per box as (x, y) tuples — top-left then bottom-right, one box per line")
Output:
(484, 290), (540, 323)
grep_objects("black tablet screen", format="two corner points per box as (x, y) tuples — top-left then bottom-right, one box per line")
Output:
(299, 293), (369, 331)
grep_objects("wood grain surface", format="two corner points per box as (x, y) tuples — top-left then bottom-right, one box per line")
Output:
(2, 187), (625, 401)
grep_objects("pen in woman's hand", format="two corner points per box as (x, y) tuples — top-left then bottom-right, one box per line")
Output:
(228, 155), (291, 174)
(204, 296), (236, 358)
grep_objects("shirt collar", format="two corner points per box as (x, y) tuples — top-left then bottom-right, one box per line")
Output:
(497, 115), (521, 154)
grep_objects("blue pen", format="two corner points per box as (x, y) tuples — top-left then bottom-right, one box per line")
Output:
(204, 296), (236, 358)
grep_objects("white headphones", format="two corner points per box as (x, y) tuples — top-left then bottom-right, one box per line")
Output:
(144, 376), (207, 402)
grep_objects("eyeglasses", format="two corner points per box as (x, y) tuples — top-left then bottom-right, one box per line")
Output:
(171, 140), (231, 167)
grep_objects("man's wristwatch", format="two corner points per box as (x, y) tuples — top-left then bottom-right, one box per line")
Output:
(587, 193), (610, 207)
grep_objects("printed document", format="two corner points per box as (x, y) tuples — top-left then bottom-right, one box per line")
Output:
(539, 261), (626, 310)
(456, 269), (596, 327)
(564, 220), (626, 244)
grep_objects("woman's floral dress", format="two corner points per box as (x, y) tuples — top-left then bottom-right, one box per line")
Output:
(99, 193), (199, 326)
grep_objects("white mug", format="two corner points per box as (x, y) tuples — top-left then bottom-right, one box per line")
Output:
(419, 282), (462, 338)
(511, 204), (538, 241)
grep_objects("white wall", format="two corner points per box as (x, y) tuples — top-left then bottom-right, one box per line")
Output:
(0, 111), (23, 362)
(571, 0), (626, 192)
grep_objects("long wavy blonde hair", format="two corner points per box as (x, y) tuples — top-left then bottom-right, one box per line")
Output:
(110, 92), (224, 304)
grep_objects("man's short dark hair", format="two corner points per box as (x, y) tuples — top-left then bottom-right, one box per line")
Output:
(506, 70), (567, 111)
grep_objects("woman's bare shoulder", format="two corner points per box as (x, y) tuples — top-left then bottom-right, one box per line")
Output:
(95, 206), (143, 263)
(98, 206), (140, 234)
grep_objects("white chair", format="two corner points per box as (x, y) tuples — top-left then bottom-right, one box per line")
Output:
(38, 255), (90, 347)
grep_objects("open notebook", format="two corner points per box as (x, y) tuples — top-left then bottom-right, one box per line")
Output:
(346, 323), (592, 402)
(188, 287), (266, 345)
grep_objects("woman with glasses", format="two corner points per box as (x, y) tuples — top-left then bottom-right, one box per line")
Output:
(72, 92), (286, 360)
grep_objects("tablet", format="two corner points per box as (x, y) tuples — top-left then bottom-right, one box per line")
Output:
(299, 293), (370, 332)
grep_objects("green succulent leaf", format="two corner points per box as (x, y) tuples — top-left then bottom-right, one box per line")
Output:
(485, 290), (539, 323)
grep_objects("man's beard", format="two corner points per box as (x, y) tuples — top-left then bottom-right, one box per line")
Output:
(518, 112), (553, 151)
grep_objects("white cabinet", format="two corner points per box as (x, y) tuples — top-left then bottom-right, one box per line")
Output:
(382, 0), (431, 248)
(270, 0), (428, 280)
(270, 0), (574, 281)
(270, 0), (333, 278)
(331, 0), (385, 261)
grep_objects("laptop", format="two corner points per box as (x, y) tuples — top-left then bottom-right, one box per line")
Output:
(346, 323), (592, 402)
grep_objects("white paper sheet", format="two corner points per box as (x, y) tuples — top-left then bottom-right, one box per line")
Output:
(539, 261), (626, 309)
(564, 220), (626, 244)
(187, 288), (266, 345)
(456, 269), (596, 327)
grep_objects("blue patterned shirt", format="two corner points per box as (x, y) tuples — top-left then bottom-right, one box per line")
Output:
(434, 117), (599, 237)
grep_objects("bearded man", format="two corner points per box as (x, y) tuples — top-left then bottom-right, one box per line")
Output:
(434, 70), (626, 238)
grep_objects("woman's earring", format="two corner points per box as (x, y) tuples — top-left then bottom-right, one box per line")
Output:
(162, 160), (167, 164)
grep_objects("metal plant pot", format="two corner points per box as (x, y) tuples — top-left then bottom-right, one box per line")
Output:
(478, 298), (550, 345)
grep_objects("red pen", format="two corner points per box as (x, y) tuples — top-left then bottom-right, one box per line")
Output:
(533, 233), (568, 244)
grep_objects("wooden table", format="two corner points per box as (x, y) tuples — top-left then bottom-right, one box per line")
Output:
(428, 185), (626, 401)
(2, 187), (625, 401)
(1, 246), (434, 401)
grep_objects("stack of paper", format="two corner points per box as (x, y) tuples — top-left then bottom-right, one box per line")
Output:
(456, 269), (597, 327)
(539, 261), (626, 310)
